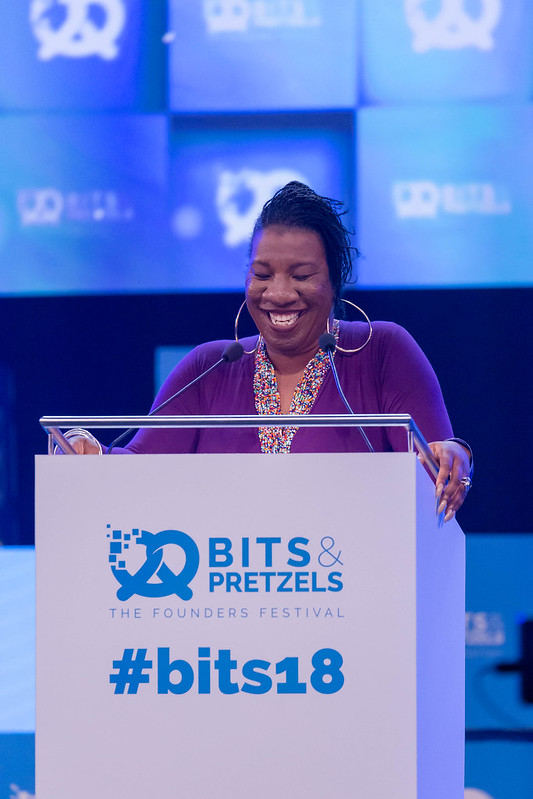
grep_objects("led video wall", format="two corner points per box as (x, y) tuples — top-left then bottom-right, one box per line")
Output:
(0, 0), (532, 294)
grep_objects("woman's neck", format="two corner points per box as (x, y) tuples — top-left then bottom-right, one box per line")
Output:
(266, 346), (318, 377)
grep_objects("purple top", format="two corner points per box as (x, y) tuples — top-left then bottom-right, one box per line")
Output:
(118, 321), (453, 455)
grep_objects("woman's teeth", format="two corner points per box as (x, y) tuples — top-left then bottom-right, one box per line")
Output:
(269, 312), (300, 326)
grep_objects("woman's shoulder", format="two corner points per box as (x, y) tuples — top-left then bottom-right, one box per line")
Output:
(339, 319), (413, 348)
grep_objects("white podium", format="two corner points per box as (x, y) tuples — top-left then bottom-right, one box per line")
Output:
(35, 448), (464, 799)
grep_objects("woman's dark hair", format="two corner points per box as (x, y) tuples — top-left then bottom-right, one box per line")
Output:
(249, 181), (358, 309)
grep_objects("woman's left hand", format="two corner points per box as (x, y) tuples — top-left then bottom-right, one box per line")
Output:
(423, 440), (472, 523)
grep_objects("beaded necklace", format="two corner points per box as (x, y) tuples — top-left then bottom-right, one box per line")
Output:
(253, 320), (340, 453)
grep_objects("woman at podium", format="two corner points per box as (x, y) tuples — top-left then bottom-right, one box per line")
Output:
(66, 182), (472, 522)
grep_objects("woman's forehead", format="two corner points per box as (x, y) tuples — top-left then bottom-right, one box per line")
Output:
(250, 225), (326, 263)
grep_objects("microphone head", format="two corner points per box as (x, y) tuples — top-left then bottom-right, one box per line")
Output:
(222, 341), (245, 363)
(318, 333), (336, 353)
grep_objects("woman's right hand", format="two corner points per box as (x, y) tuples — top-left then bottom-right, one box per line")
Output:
(55, 429), (103, 455)
(66, 435), (101, 454)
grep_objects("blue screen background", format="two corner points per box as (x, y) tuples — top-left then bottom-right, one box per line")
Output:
(0, 0), (532, 293)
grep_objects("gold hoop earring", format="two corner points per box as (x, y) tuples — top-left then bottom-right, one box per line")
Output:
(234, 300), (262, 355)
(327, 298), (373, 354)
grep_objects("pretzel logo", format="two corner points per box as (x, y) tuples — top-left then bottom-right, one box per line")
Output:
(216, 168), (308, 246)
(17, 189), (64, 226)
(203, 0), (250, 34)
(30, 0), (126, 60)
(404, 0), (502, 52)
(109, 528), (200, 602)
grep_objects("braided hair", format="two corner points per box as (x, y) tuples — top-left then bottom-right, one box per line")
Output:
(249, 181), (357, 310)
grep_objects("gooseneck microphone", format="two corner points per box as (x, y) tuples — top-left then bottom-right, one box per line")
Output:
(106, 341), (244, 454)
(318, 333), (374, 453)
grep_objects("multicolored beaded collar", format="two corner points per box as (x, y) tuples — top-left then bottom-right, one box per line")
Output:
(253, 319), (340, 453)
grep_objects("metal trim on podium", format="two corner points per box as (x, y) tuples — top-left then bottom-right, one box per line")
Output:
(39, 413), (440, 479)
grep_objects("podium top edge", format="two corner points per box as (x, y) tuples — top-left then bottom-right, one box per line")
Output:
(39, 414), (437, 478)
(39, 413), (415, 429)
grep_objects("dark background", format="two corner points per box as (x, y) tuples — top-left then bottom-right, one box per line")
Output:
(1, 285), (530, 544)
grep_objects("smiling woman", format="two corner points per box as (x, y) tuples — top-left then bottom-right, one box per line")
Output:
(65, 181), (473, 521)
(246, 225), (334, 411)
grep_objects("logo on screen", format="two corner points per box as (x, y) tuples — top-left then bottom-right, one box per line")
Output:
(30, 0), (126, 60)
(17, 188), (135, 226)
(108, 527), (200, 601)
(404, 0), (502, 52)
(216, 168), (308, 246)
(392, 181), (511, 219)
(465, 611), (505, 647)
(203, 0), (321, 34)
(17, 189), (63, 226)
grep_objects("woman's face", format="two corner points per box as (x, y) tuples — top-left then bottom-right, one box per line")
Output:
(246, 225), (334, 360)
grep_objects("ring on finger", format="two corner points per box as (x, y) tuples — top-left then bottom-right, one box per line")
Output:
(460, 476), (472, 492)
